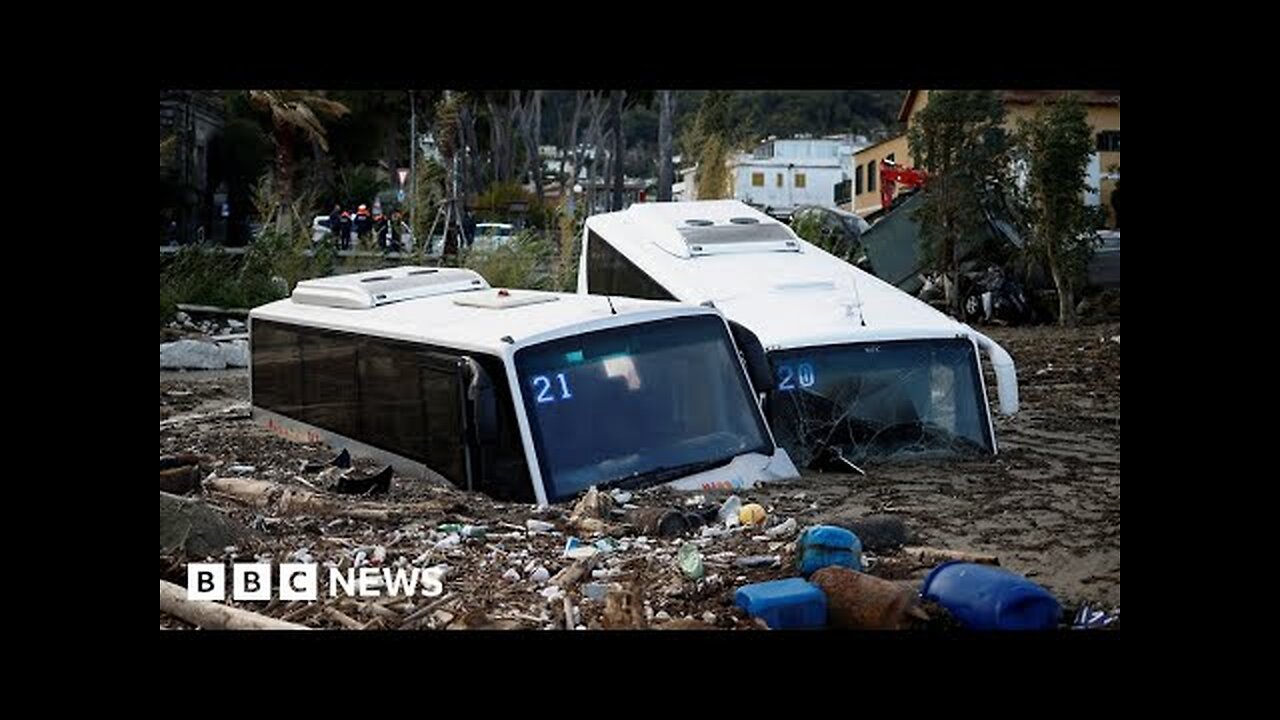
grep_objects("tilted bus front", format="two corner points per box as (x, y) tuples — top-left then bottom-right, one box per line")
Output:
(578, 200), (1020, 470)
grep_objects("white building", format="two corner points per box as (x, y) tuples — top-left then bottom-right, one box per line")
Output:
(732, 135), (866, 213)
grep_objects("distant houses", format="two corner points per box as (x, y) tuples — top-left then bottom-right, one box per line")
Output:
(851, 90), (1121, 227)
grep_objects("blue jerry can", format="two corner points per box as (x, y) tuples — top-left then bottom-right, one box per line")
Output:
(796, 525), (863, 576)
(735, 578), (828, 629)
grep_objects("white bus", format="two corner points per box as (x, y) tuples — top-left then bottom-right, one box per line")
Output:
(249, 266), (798, 505)
(579, 200), (1019, 470)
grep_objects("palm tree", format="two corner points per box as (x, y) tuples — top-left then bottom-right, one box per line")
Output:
(248, 90), (350, 219)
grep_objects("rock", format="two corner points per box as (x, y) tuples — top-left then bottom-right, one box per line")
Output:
(227, 319), (246, 329)
(220, 339), (250, 368)
(174, 311), (191, 324)
(160, 339), (226, 370)
(530, 566), (551, 583)
(653, 610), (671, 622)
(702, 611), (717, 625)
(831, 514), (909, 552)
(502, 568), (520, 582)
(159, 491), (251, 558)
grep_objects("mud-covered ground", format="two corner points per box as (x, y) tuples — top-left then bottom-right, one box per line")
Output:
(159, 322), (1118, 630)
(785, 322), (1121, 608)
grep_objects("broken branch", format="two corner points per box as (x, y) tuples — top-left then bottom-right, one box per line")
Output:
(901, 546), (999, 566)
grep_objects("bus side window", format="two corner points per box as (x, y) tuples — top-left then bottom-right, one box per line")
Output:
(299, 329), (360, 438)
(419, 356), (467, 488)
(358, 338), (429, 465)
(587, 229), (675, 302)
(251, 320), (305, 417)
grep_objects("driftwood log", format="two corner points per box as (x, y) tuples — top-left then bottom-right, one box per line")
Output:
(159, 580), (308, 630)
(205, 476), (442, 523)
(901, 546), (999, 566)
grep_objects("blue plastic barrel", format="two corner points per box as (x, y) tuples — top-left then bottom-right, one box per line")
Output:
(921, 561), (1062, 631)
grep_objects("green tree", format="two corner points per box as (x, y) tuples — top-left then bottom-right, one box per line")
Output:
(249, 90), (350, 225)
(1015, 94), (1104, 327)
(683, 91), (736, 200)
(907, 90), (1010, 316)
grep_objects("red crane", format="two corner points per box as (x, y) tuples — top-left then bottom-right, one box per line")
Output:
(880, 159), (928, 211)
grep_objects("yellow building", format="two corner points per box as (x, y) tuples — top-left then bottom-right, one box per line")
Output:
(850, 90), (1120, 227)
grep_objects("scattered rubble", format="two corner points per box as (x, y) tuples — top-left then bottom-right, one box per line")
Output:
(159, 322), (1121, 630)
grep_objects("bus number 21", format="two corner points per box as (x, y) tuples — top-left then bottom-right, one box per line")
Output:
(533, 373), (573, 403)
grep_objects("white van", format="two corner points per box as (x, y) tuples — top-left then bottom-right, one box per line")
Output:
(579, 200), (1019, 469)
(249, 266), (798, 504)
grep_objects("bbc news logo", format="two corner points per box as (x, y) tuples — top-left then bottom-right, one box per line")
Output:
(187, 563), (444, 602)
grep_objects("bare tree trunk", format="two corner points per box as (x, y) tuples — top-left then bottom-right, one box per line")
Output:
(516, 91), (545, 202)
(565, 91), (586, 215)
(612, 90), (625, 211)
(950, 236), (961, 318)
(274, 126), (294, 233)
(1048, 242), (1076, 327)
(459, 99), (480, 195)
(486, 97), (502, 184)
(531, 92), (543, 201)
(658, 90), (674, 202)
(584, 92), (609, 213)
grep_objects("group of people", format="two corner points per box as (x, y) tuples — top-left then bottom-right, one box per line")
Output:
(327, 203), (408, 252)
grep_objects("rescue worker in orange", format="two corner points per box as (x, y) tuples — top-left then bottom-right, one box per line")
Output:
(354, 204), (373, 245)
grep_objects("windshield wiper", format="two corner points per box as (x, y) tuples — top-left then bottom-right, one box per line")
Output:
(597, 456), (737, 492)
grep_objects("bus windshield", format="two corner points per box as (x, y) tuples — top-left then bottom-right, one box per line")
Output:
(767, 338), (993, 468)
(515, 315), (772, 502)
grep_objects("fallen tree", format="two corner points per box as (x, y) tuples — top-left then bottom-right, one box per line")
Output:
(205, 476), (443, 523)
(160, 580), (309, 630)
